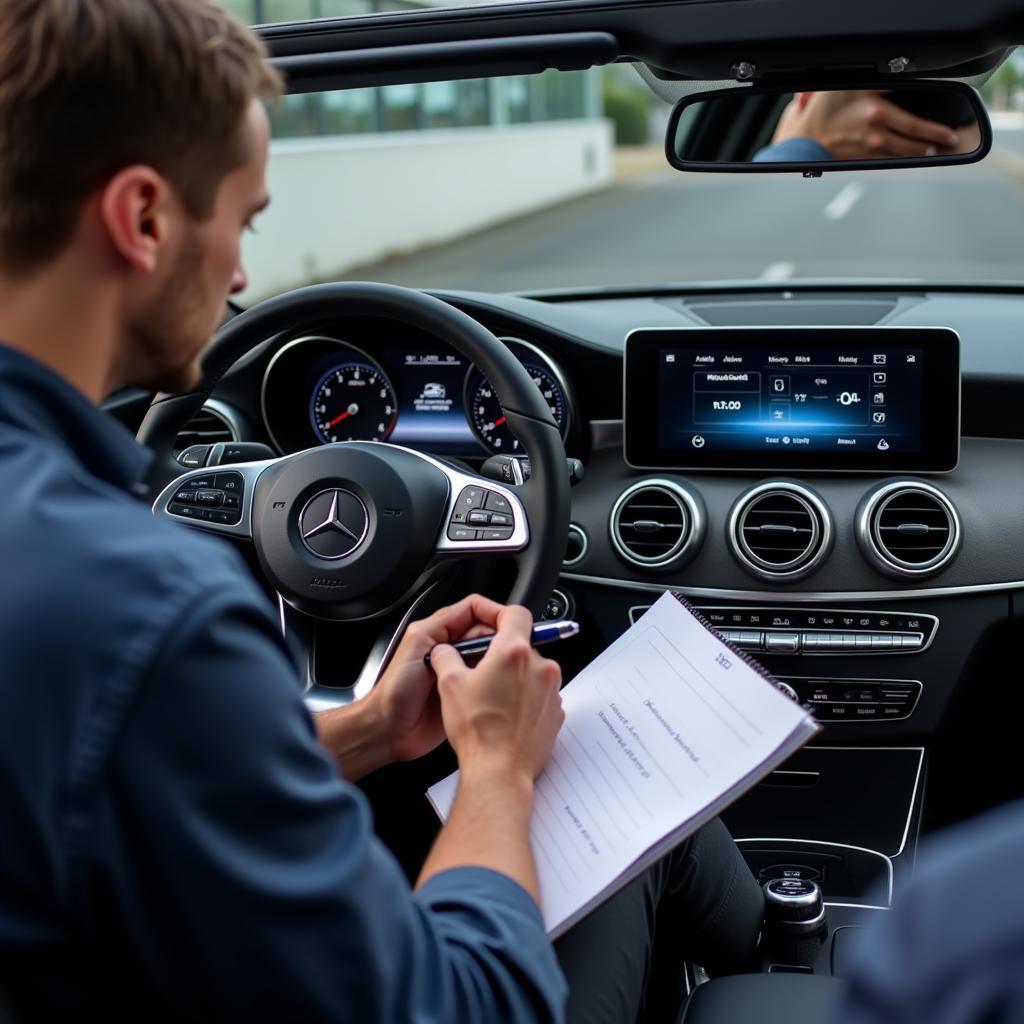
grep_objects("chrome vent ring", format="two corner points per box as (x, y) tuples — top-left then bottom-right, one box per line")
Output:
(174, 401), (239, 453)
(857, 482), (961, 578)
(728, 482), (832, 581)
(610, 480), (703, 571)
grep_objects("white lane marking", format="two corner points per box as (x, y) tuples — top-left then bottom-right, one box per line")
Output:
(760, 261), (795, 281)
(824, 181), (866, 220)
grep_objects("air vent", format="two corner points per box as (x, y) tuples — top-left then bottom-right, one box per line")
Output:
(858, 483), (960, 578)
(729, 483), (832, 581)
(174, 403), (237, 453)
(610, 480), (702, 570)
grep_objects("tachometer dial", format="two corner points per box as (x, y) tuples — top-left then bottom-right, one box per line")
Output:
(310, 362), (397, 444)
(470, 365), (566, 453)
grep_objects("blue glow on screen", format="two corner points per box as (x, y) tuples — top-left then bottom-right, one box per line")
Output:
(660, 347), (924, 455)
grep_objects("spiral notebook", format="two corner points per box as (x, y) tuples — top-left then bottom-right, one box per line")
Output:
(427, 590), (820, 938)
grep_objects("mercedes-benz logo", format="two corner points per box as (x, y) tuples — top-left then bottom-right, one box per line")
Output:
(298, 489), (369, 559)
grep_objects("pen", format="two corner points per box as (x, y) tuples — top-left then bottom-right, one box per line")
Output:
(423, 620), (581, 666)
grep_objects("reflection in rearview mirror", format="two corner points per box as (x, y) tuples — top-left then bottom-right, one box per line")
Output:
(668, 83), (990, 173)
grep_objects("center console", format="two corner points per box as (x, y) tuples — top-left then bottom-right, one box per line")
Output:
(629, 603), (932, 725)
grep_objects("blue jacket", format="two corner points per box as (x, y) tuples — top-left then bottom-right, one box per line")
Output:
(0, 343), (567, 1022)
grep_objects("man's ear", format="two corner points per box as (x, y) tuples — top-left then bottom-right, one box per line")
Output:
(98, 166), (176, 275)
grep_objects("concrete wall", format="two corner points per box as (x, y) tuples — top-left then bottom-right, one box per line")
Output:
(239, 118), (614, 301)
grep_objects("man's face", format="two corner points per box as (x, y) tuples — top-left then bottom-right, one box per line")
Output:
(133, 99), (270, 393)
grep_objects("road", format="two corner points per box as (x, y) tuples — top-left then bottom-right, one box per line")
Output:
(339, 132), (1024, 292)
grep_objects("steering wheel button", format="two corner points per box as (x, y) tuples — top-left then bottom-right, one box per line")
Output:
(467, 511), (491, 525)
(488, 512), (512, 526)
(207, 509), (239, 526)
(483, 491), (512, 514)
(214, 473), (243, 492)
(222, 493), (241, 510)
(195, 490), (224, 506)
(169, 503), (206, 520)
(456, 486), (485, 511)
(174, 489), (195, 503)
(447, 525), (479, 542)
(480, 527), (514, 541)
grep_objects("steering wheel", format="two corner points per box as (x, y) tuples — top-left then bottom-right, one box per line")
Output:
(137, 282), (570, 702)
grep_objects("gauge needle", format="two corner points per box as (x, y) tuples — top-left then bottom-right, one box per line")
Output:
(328, 403), (360, 428)
(494, 416), (507, 427)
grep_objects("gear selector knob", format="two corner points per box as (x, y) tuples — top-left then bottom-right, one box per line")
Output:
(761, 877), (828, 969)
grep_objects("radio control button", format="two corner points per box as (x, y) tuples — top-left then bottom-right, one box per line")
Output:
(766, 632), (801, 653)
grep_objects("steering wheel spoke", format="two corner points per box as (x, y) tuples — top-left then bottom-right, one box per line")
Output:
(278, 584), (443, 711)
(151, 457), (282, 540)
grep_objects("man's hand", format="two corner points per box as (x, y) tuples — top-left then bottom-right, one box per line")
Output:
(371, 593), (508, 765)
(430, 603), (564, 784)
(314, 593), (507, 779)
(417, 604), (565, 901)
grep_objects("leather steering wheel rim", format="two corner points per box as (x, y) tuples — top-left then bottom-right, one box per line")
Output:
(137, 281), (570, 615)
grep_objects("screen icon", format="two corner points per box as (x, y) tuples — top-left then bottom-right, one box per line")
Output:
(874, 391), (886, 404)
(873, 411), (886, 424)
(877, 438), (890, 451)
(907, 354), (917, 363)
(873, 354), (887, 365)
(691, 435), (706, 449)
(873, 372), (887, 384)
(665, 354), (676, 363)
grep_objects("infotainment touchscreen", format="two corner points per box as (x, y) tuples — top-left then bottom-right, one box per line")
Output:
(624, 327), (960, 472)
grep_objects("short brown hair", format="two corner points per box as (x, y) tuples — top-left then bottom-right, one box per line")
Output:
(0, 0), (282, 274)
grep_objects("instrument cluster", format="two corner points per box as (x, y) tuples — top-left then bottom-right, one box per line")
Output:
(261, 333), (573, 458)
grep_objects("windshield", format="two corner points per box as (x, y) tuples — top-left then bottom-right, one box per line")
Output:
(223, 2), (1024, 299)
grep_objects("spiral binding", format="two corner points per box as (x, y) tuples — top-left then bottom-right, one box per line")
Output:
(668, 590), (780, 686)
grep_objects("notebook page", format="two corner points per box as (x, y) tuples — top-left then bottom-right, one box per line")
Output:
(427, 591), (815, 936)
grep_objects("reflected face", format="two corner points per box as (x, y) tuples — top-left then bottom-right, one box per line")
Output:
(133, 100), (270, 393)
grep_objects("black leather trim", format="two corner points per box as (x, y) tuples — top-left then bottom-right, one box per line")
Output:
(679, 973), (847, 1024)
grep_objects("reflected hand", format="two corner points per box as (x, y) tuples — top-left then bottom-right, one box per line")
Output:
(773, 90), (961, 160)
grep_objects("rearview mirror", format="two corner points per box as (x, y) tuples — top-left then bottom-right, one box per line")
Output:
(666, 81), (991, 173)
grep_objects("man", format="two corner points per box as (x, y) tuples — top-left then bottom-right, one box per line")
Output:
(0, 2), (762, 1020)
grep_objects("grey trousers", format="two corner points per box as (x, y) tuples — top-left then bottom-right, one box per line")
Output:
(554, 817), (764, 1024)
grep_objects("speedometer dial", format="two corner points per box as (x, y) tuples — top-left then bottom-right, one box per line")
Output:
(310, 362), (397, 444)
(470, 365), (566, 453)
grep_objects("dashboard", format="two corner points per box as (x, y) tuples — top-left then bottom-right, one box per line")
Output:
(145, 285), (1024, 774)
